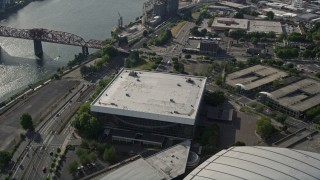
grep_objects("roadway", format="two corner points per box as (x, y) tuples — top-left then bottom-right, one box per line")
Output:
(10, 54), (121, 180)
(11, 82), (91, 180)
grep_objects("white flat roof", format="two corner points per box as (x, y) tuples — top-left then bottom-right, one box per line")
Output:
(248, 20), (283, 34)
(91, 69), (206, 125)
(184, 146), (320, 180)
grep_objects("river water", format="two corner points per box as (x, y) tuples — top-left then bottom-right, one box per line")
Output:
(0, 0), (145, 102)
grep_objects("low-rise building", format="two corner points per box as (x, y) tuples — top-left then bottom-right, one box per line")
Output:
(225, 65), (288, 93)
(259, 78), (320, 118)
(211, 18), (284, 35)
(211, 18), (249, 31)
(218, 1), (251, 11)
(199, 40), (219, 55)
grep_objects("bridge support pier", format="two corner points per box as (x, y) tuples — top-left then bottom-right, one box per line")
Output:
(82, 46), (89, 57)
(34, 40), (43, 57)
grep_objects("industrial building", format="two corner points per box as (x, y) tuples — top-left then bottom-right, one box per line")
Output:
(217, 1), (251, 11)
(259, 78), (320, 118)
(211, 18), (284, 35)
(184, 146), (320, 180)
(247, 20), (283, 35)
(211, 18), (249, 31)
(225, 65), (288, 93)
(91, 69), (207, 139)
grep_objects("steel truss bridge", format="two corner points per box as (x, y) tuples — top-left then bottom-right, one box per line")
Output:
(0, 26), (125, 56)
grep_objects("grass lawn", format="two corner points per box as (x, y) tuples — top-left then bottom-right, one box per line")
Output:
(192, 12), (200, 19)
(171, 21), (187, 37)
(134, 59), (156, 71)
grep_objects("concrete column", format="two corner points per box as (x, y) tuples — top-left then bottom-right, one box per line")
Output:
(34, 40), (43, 56)
(82, 46), (89, 57)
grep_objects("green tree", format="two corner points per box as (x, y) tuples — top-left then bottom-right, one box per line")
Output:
(267, 31), (276, 38)
(143, 30), (148, 37)
(102, 45), (118, 57)
(232, 141), (246, 146)
(234, 12), (244, 19)
(207, 19), (213, 27)
(312, 31), (320, 41)
(185, 54), (191, 59)
(204, 90), (226, 106)
(200, 124), (220, 145)
(251, 37), (258, 45)
(103, 147), (116, 162)
(256, 117), (275, 139)
(68, 160), (78, 176)
(80, 154), (90, 165)
(72, 112), (103, 138)
(215, 74), (223, 86)
(88, 152), (98, 162)
(266, 11), (274, 20)
(275, 113), (287, 124)
(246, 57), (260, 65)
(0, 151), (11, 172)
(20, 113), (34, 130)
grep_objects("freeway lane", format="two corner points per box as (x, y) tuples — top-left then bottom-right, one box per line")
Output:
(12, 83), (89, 180)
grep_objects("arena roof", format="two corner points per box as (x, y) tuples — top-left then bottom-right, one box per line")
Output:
(184, 146), (320, 180)
(226, 65), (287, 91)
(269, 78), (320, 112)
(91, 69), (206, 125)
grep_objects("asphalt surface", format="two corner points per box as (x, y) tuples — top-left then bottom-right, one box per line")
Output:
(0, 80), (79, 151)
(9, 54), (122, 180)
(11, 82), (89, 180)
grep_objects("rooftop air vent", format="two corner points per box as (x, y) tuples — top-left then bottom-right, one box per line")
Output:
(177, 83), (181, 87)
(170, 99), (175, 103)
(126, 93), (130, 97)
(186, 78), (194, 84)
(137, 78), (140, 82)
(129, 71), (138, 77)
(110, 103), (118, 106)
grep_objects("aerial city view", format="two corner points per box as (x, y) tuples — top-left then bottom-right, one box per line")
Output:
(1, 0), (320, 179)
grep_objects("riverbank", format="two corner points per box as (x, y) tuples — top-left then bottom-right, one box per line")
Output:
(0, 0), (32, 21)
(0, 50), (102, 114)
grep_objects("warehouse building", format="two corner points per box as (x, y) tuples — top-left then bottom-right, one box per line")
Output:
(225, 65), (288, 93)
(91, 69), (207, 139)
(259, 78), (320, 118)
(211, 17), (284, 35)
(184, 146), (320, 180)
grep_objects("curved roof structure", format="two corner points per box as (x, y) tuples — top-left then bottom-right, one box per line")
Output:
(259, 91), (273, 98)
(184, 146), (320, 180)
(235, 83), (248, 91)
